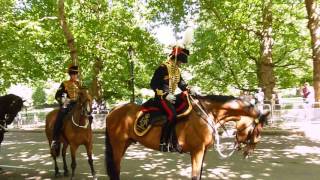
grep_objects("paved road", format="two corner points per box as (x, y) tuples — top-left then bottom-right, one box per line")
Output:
(0, 131), (319, 180)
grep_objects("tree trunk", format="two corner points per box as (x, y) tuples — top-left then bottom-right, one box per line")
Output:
(91, 57), (103, 102)
(58, 0), (78, 65)
(259, 0), (275, 101)
(305, 0), (320, 102)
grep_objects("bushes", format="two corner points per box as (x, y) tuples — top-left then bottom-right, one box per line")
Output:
(32, 86), (46, 106)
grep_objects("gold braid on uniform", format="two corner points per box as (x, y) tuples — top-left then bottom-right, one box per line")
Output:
(164, 61), (180, 94)
(63, 80), (80, 101)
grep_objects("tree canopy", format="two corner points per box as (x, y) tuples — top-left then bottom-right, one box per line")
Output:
(0, 0), (317, 103)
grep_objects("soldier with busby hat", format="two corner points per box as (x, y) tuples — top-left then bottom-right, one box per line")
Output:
(51, 64), (81, 150)
(150, 45), (196, 152)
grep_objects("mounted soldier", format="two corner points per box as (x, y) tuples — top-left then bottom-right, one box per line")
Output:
(51, 64), (81, 150)
(150, 45), (196, 151)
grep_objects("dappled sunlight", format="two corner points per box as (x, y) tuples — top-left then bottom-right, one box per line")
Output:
(206, 166), (238, 179)
(1, 131), (320, 179)
(0, 132), (107, 179)
(118, 134), (320, 179)
(299, 122), (320, 142)
(284, 145), (320, 155)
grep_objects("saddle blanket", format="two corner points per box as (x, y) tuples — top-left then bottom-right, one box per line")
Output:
(134, 92), (192, 136)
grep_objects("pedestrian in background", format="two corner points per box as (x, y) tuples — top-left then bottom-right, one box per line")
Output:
(254, 87), (264, 112)
(301, 82), (314, 104)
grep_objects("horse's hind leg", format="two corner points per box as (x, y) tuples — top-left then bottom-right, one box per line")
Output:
(112, 140), (131, 179)
(85, 142), (96, 179)
(62, 143), (69, 176)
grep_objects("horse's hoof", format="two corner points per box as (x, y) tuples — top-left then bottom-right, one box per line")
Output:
(55, 171), (61, 177)
(64, 171), (69, 177)
(92, 175), (97, 180)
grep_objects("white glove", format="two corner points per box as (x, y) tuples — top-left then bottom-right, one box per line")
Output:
(165, 93), (176, 104)
(189, 87), (198, 96)
(63, 98), (71, 108)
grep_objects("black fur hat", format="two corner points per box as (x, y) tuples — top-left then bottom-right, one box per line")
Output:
(68, 65), (78, 75)
(170, 46), (190, 63)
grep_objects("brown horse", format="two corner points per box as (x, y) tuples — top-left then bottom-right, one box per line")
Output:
(104, 94), (270, 180)
(45, 89), (96, 179)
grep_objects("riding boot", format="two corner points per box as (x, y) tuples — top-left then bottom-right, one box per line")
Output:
(160, 122), (170, 152)
(159, 121), (174, 152)
(51, 108), (67, 151)
(170, 123), (182, 153)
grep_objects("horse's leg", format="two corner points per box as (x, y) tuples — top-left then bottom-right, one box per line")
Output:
(191, 148), (206, 180)
(62, 143), (69, 176)
(49, 139), (60, 177)
(85, 142), (96, 179)
(70, 144), (78, 179)
(106, 135), (131, 180)
(52, 155), (60, 177)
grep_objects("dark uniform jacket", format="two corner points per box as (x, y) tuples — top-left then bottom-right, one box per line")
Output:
(150, 61), (187, 98)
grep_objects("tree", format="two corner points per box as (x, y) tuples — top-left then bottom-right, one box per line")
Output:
(259, 0), (275, 100)
(144, 0), (312, 97)
(32, 86), (46, 106)
(305, 0), (320, 102)
(58, 0), (78, 65)
(0, 0), (164, 102)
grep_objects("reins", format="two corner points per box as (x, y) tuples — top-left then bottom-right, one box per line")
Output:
(189, 95), (238, 158)
(0, 119), (7, 132)
(70, 98), (90, 129)
(235, 120), (258, 145)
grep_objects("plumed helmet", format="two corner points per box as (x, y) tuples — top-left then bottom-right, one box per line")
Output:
(67, 64), (79, 75)
(170, 46), (190, 63)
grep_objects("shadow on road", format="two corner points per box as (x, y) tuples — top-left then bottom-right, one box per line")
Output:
(0, 132), (320, 179)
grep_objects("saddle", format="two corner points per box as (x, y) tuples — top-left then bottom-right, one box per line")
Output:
(134, 92), (192, 137)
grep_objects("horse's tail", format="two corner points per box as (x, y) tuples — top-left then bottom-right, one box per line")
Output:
(105, 119), (118, 180)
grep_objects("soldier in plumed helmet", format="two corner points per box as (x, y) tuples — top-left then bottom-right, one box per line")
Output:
(51, 64), (81, 150)
(150, 46), (197, 151)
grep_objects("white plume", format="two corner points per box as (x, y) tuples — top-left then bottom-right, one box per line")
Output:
(182, 27), (194, 47)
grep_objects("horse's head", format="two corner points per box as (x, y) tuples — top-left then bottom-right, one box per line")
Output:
(77, 88), (93, 116)
(0, 94), (24, 125)
(235, 111), (270, 158)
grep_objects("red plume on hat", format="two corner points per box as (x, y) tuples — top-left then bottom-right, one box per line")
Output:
(170, 46), (190, 63)
(169, 27), (193, 63)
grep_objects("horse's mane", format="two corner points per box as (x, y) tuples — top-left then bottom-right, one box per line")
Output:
(197, 94), (236, 103)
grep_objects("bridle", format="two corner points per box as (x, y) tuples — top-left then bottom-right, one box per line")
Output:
(190, 95), (238, 158)
(0, 101), (21, 132)
(235, 119), (259, 146)
(0, 117), (8, 132)
(190, 95), (260, 158)
(71, 92), (92, 129)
